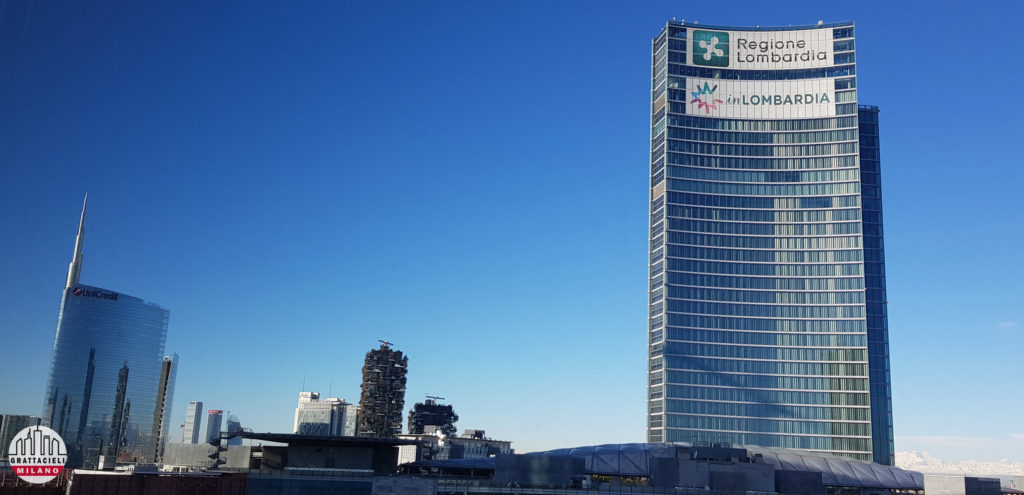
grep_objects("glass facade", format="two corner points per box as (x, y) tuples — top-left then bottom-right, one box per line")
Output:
(648, 20), (894, 464)
(43, 283), (170, 467)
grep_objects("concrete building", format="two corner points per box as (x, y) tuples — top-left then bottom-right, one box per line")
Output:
(646, 20), (894, 464)
(182, 400), (203, 444)
(926, 475), (1003, 495)
(357, 342), (407, 437)
(398, 428), (512, 465)
(293, 392), (357, 436)
(206, 410), (223, 444)
(151, 353), (177, 462)
(0, 414), (39, 462)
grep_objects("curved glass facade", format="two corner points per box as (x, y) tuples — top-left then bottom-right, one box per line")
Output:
(43, 283), (169, 467)
(647, 21), (893, 464)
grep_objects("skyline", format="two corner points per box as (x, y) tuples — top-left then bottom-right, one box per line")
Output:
(1, 1), (1022, 463)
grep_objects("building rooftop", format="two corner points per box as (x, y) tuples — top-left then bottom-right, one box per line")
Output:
(408, 442), (924, 490)
(665, 19), (854, 31)
(238, 432), (421, 446)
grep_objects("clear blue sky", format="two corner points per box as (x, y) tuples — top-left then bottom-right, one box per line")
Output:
(1, 1), (1021, 462)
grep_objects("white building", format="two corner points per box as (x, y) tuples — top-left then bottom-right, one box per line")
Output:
(182, 401), (202, 444)
(292, 392), (357, 436)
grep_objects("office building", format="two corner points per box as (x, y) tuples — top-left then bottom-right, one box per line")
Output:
(407, 398), (458, 436)
(182, 401), (203, 444)
(0, 414), (39, 462)
(647, 21), (894, 463)
(293, 391), (357, 436)
(226, 414), (243, 446)
(151, 354), (177, 461)
(925, 475), (1003, 495)
(398, 428), (511, 464)
(206, 410), (223, 444)
(42, 196), (172, 467)
(357, 342), (408, 437)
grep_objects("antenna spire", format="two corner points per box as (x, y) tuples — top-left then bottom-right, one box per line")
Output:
(65, 194), (87, 289)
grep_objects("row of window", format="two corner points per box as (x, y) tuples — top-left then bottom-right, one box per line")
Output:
(668, 139), (858, 158)
(668, 152), (858, 171)
(666, 258), (863, 278)
(669, 178), (860, 197)
(668, 232), (863, 251)
(663, 428), (871, 455)
(667, 314), (866, 333)
(665, 206), (862, 225)
(668, 63), (856, 81)
(664, 355), (868, 377)
(665, 341), (866, 362)
(665, 413), (870, 437)
(666, 286), (865, 305)
(666, 199), (858, 218)
(664, 328), (867, 350)
(668, 218), (862, 237)
(835, 90), (857, 103)
(668, 127), (858, 145)
(834, 52), (855, 65)
(664, 384), (869, 406)
(836, 103), (858, 115)
(667, 245), (864, 264)
(668, 114), (857, 132)
(665, 398), (869, 421)
(666, 165), (861, 185)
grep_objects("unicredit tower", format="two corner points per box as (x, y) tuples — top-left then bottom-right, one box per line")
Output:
(42, 196), (172, 468)
(646, 21), (893, 464)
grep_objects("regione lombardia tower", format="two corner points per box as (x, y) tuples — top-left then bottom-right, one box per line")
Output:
(646, 20), (894, 464)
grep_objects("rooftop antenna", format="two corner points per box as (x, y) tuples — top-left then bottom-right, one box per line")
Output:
(65, 193), (88, 289)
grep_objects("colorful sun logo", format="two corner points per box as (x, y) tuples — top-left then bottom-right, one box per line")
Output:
(690, 82), (723, 114)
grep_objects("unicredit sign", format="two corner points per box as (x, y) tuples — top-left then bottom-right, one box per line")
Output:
(72, 287), (119, 301)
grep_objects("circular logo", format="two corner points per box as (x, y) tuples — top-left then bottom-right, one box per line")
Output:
(7, 425), (67, 484)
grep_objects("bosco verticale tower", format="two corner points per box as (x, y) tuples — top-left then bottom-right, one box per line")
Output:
(646, 20), (894, 464)
(357, 342), (408, 438)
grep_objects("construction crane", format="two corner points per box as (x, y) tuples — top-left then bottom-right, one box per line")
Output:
(426, 395), (445, 402)
(378, 339), (393, 347)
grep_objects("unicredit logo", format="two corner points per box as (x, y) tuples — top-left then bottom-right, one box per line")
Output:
(72, 287), (119, 301)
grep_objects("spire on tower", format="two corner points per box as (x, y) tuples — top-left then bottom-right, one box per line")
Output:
(65, 194), (87, 289)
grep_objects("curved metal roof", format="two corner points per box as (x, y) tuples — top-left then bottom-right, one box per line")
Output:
(531, 443), (923, 490)
(404, 442), (923, 490)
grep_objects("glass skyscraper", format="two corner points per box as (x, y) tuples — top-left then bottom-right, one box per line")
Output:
(647, 21), (894, 464)
(42, 196), (172, 467)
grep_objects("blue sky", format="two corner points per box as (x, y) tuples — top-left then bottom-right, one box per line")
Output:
(0, 1), (1021, 461)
